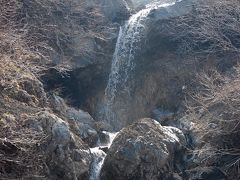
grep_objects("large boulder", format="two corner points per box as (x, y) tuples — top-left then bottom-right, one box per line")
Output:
(100, 118), (187, 180)
(25, 111), (92, 179)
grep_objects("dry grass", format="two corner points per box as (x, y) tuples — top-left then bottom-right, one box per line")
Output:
(16, 0), (109, 63)
(0, 112), (47, 178)
(166, 3), (240, 176)
(185, 65), (240, 178)
(163, 0), (240, 59)
(0, 1), (52, 178)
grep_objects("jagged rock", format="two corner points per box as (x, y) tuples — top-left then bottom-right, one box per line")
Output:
(101, 0), (131, 22)
(100, 118), (187, 180)
(152, 108), (175, 124)
(95, 121), (113, 132)
(25, 111), (91, 180)
(66, 107), (95, 125)
(74, 122), (98, 147)
(48, 93), (68, 114)
(98, 131), (111, 146)
(49, 94), (98, 146)
(99, 146), (109, 153)
(49, 93), (96, 125)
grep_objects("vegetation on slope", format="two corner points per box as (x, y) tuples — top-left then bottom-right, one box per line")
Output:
(155, 0), (240, 178)
(0, 0), (108, 178)
(185, 66), (240, 179)
(174, 0), (240, 178)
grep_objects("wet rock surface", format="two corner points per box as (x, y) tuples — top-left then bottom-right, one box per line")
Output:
(100, 118), (187, 180)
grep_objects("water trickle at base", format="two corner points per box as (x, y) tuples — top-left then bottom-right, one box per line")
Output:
(89, 132), (118, 180)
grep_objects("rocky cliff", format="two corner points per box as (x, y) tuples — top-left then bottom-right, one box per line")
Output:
(0, 0), (239, 179)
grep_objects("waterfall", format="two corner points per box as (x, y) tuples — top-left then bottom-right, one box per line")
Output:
(89, 132), (118, 180)
(104, 1), (177, 126)
(89, 147), (106, 180)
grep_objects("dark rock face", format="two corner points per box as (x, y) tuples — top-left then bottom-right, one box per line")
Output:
(100, 118), (186, 180)
(101, 0), (131, 22)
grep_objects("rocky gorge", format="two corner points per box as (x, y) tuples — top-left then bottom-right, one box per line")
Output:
(0, 0), (239, 179)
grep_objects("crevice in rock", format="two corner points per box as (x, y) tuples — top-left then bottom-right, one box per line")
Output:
(40, 65), (109, 113)
(40, 67), (82, 108)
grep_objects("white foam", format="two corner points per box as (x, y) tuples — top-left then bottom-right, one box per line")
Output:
(89, 132), (118, 180)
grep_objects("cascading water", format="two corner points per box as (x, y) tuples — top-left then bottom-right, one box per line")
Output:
(89, 1), (188, 179)
(104, 1), (177, 127)
(89, 132), (118, 180)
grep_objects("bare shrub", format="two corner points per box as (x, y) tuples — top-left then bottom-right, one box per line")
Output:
(185, 65), (240, 178)
(164, 0), (240, 59)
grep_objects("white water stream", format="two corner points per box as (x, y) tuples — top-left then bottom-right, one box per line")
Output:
(104, 1), (177, 125)
(89, 132), (118, 180)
